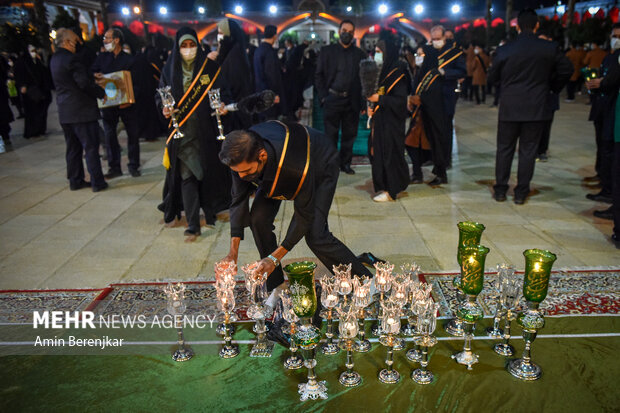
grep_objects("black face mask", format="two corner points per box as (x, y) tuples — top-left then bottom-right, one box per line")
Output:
(446, 38), (455, 47)
(240, 158), (265, 182)
(340, 31), (353, 45)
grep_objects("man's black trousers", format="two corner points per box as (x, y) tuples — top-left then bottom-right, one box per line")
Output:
(322, 96), (359, 170)
(61, 121), (106, 189)
(494, 120), (545, 199)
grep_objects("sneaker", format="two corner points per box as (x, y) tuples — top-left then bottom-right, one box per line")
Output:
(373, 191), (394, 202)
(0, 139), (5, 154)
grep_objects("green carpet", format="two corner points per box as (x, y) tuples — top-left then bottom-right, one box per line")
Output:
(1, 316), (618, 412)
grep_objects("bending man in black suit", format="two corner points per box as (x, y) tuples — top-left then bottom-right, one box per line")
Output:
(218, 121), (373, 293)
(50, 28), (107, 192)
(488, 9), (573, 204)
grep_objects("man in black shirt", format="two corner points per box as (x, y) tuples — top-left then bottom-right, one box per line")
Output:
(218, 121), (373, 293)
(253, 25), (285, 120)
(92, 28), (141, 178)
(315, 19), (367, 175)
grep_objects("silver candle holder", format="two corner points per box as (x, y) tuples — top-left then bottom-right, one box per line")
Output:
(337, 305), (362, 387)
(352, 276), (372, 353)
(242, 263), (274, 358)
(280, 289), (304, 369)
(157, 86), (184, 139)
(411, 299), (440, 385)
(319, 275), (340, 355)
(487, 264), (516, 338)
(401, 263), (421, 336)
(406, 282), (432, 363)
(207, 88), (226, 141)
(163, 282), (193, 362)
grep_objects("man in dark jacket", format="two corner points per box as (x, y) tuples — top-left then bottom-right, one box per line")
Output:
(218, 121), (373, 293)
(253, 25), (284, 120)
(427, 25), (467, 168)
(488, 9), (573, 204)
(314, 19), (367, 175)
(92, 28), (141, 178)
(50, 28), (107, 192)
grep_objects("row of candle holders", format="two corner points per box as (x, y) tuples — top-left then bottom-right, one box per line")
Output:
(160, 221), (558, 401)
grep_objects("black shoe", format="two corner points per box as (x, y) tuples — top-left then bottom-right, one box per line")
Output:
(266, 318), (290, 347)
(612, 234), (620, 249)
(104, 169), (122, 179)
(514, 197), (526, 205)
(537, 153), (548, 162)
(92, 182), (108, 192)
(410, 175), (424, 184)
(340, 165), (355, 175)
(70, 180), (91, 191)
(357, 252), (387, 268)
(494, 192), (507, 202)
(428, 176), (447, 186)
(586, 192), (613, 204)
(184, 228), (201, 237)
(593, 208), (613, 220)
(129, 168), (141, 177)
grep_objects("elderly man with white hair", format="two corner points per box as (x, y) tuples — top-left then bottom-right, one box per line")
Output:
(49, 28), (108, 192)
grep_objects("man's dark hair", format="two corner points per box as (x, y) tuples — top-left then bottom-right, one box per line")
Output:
(264, 25), (277, 39)
(219, 130), (265, 166)
(517, 8), (539, 32)
(613, 23), (620, 30)
(110, 27), (124, 44)
(340, 19), (355, 30)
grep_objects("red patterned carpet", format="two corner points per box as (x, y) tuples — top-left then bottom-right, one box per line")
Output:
(0, 269), (618, 324)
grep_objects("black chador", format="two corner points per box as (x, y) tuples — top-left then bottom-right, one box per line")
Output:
(228, 121), (373, 291)
(157, 27), (231, 233)
(369, 60), (410, 199)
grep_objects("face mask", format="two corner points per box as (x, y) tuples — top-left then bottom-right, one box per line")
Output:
(217, 34), (225, 43)
(415, 56), (424, 66)
(374, 51), (383, 65)
(474, 48), (480, 55)
(180, 47), (197, 61)
(278, 52), (283, 59)
(104, 42), (115, 52)
(340, 31), (353, 45)
(611, 37), (620, 51)
(29, 51), (37, 59)
(432, 40), (445, 49)
(123, 48), (131, 54)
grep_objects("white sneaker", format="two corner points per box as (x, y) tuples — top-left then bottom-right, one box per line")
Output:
(0, 138), (5, 154)
(372, 191), (394, 202)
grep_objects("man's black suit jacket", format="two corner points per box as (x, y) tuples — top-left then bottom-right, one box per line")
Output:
(488, 32), (573, 122)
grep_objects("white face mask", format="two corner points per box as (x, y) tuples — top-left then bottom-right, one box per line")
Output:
(374, 51), (383, 65)
(611, 37), (620, 51)
(180, 46), (197, 61)
(217, 34), (225, 43)
(278, 52), (283, 59)
(104, 42), (115, 52)
(123, 48), (131, 54)
(432, 39), (445, 49)
(415, 56), (424, 67)
(29, 51), (37, 59)
(474, 48), (480, 55)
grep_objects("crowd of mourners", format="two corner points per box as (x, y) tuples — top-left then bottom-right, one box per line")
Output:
(0, 7), (617, 249)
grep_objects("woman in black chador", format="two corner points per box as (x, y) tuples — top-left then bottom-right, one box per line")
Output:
(217, 18), (254, 129)
(367, 31), (411, 202)
(157, 27), (232, 241)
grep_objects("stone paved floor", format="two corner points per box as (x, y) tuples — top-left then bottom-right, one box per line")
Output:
(0, 95), (616, 289)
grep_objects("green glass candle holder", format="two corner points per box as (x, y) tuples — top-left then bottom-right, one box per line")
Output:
(284, 261), (318, 319)
(452, 244), (489, 370)
(459, 244), (489, 296)
(456, 221), (486, 266)
(284, 261), (328, 401)
(509, 249), (557, 381)
(522, 249), (556, 304)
